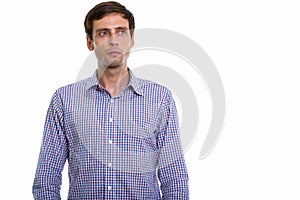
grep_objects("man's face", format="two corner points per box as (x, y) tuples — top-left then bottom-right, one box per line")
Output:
(87, 13), (134, 68)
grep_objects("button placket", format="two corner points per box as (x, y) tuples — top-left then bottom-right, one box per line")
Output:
(107, 97), (114, 195)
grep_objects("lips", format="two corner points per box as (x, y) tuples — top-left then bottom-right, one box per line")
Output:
(107, 50), (122, 57)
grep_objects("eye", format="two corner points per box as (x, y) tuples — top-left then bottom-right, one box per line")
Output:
(98, 31), (109, 37)
(117, 30), (126, 36)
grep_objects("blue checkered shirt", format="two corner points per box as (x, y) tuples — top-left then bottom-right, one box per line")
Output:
(33, 69), (189, 199)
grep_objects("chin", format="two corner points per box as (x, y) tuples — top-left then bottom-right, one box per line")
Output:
(108, 60), (126, 68)
(107, 65), (122, 69)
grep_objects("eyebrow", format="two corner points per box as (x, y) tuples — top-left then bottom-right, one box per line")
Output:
(95, 27), (129, 32)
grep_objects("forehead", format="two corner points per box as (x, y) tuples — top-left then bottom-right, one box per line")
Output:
(92, 13), (129, 30)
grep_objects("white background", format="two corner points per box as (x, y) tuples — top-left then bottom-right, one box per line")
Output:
(1, 0), (300, 199)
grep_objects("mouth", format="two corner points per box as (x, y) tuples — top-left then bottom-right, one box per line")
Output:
(107, 50), (122, 57)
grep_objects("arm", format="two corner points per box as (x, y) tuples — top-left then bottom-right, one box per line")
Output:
(32, 90), (68, 199)
(157, 90), (189, 199)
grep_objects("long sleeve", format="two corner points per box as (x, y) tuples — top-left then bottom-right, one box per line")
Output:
(157, 90), (189, 199)
(32, 91), (68, 199)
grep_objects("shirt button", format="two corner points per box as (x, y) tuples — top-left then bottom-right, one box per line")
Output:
(109, 117), (113, 123)
(108, 140), (112, 144)
(108, 163), (112, 167)
(108, 186), (112, 190)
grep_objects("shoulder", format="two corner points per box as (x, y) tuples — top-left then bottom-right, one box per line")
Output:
(136, 77), (174, 102)
(52, 77), (92, 100)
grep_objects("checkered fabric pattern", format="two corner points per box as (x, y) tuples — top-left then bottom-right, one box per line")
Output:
(33, 69), (189, 199)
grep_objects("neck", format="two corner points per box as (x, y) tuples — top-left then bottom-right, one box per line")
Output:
(97, 65), (129, 97)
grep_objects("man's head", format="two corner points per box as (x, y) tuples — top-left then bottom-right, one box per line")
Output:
(84, 1), (135, 41)
(84, 1), (135, 68)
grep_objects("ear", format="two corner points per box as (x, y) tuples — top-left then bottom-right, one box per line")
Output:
(86, 35), (94, 51)
(130, 33), (135, 48)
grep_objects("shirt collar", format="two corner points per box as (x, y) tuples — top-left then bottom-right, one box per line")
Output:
(85, 68), (144, 96)
(85, 71), (100, 91)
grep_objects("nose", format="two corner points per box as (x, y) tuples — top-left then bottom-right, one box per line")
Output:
(109, 35), (119, 46)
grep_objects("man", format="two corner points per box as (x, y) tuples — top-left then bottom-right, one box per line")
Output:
(33, 1), (189, 199)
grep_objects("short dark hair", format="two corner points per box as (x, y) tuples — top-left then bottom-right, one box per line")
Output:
(84, 1), (135, 40)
